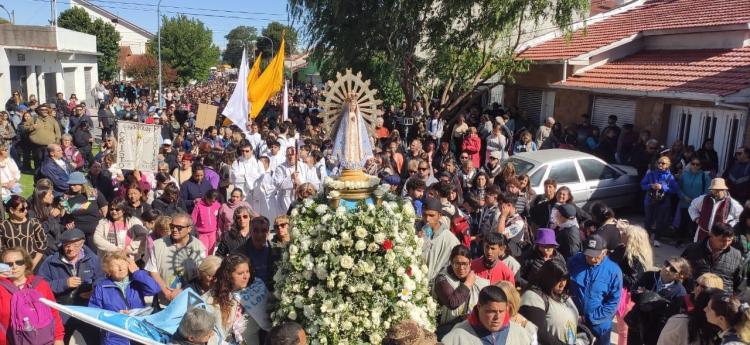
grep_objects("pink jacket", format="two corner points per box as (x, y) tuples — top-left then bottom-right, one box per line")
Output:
(218, 200), (253, 234)
(192, 198), (221, 235)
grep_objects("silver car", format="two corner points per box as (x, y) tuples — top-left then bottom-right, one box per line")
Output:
(506, 149), (639, 210)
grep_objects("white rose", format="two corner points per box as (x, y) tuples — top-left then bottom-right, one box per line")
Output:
(290, 208), (299, 217)
(355, 240), (367, 251)
(369, 334), (382, 344)
(321, 241), (332, 253)
(289, 245), (299, 256)
(326, 279), (335, 288)
(354, 226), (367, 238)
(315, 204), (328, 214)
(396, 267), (405, 276)
(373, 233), (386, 244)
(288, 310), (297, 320)
(321, 214), (332, 224)
(336, 206), (346, 216)
(367, 243), (379, 252)
(340, 255), (354, 269)
(303, 270), (313, 280)
(342, 321), (353, 330)
(303, 198), (314, 207)
(315, 265), (328, 280)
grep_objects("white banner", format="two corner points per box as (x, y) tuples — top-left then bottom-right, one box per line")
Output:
(116, 122), (161, 172)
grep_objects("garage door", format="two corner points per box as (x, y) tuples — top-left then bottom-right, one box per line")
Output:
(667, 106), (747, 174)
(591, 97), (636, 130)
(518, 89), (542, 126)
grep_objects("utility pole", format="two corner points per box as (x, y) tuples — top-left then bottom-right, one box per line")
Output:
(157, 0), (163, 108)
(50, 0), (56, 26)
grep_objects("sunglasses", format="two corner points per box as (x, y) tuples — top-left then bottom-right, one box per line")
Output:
(418, 167), (429, 171)
(3, 259), (24, 267)
(110, 208), (122, 212)
(664, 260), (677, 273)
(460, 156), (469, 159)
(237, 214), (251, 219)
(170, 224), (192, 231)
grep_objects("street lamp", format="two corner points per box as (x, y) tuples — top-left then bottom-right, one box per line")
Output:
(157, 0), (163, 108)
(257, 35), (274, 59)
(0, 5), (14, 24)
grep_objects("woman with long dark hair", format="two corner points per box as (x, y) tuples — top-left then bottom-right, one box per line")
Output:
(0, 195), (46, 269)
(92, 198), (146, 258)
(705, 293), (750, 344)
(658, 288), (723, 345)
(29, 184), (64, 256)
(204, 254), (270, 345)
(519, 260), (579, 345)
(590, 201), (622, 250)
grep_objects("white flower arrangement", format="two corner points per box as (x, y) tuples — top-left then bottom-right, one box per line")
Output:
(272, 193), (436, 344)
(324, 176), (381, 190)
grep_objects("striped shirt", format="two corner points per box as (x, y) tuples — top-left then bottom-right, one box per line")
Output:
(0, 219), (47, 255)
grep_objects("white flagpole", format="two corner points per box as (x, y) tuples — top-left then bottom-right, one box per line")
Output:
(282, 80), (289, 122)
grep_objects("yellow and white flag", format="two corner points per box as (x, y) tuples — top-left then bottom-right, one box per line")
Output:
(249, 35), (285, 118)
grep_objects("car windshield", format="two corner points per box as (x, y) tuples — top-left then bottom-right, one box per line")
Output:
(507, 157), (536, 175)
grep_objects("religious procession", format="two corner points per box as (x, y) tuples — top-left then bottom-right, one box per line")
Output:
(1, 0), (750, 345)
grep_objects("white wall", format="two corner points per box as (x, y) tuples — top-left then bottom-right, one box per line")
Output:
(0, 48), (98, 105)
(644, 30), (750, 50)
(71, 1), (151, 55)
(56, 27), (97, 53)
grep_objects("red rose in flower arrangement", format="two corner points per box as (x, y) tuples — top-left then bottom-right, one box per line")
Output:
(382, 239), (394, 251)
(406, 266), (413, 277)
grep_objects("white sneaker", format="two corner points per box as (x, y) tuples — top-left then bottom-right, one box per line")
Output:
(653, 240), (661, 247)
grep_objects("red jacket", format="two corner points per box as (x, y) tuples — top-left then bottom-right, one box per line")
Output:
(461, 134), (482, 168)
(0, 275), (65, 345)
(470, 258), (516, 285)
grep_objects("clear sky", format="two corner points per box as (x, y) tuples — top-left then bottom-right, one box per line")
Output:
(5, 0), (291, 49)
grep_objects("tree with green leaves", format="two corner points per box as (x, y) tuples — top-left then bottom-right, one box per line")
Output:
(58, 7), (122, 80)
(258, 21), (298, 59)
(290, 0), (588, 119)
(223, 26), (257, 67)
(147, 15), (220, 83)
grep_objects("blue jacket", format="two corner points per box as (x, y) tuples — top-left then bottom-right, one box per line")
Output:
(88, 270), (161, 345)
(39, 157), (71, 196)
(678, 169), (710, 208)
(640, 168), (679, 206)
(180, 178), (213, 213)
(567, 253), (622, 326)
(36, 245), (105, 306)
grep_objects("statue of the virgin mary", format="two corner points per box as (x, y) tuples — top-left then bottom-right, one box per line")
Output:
(331, 92), (374, 171)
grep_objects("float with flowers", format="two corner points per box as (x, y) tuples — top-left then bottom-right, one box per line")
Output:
(271, 70), (436, 344)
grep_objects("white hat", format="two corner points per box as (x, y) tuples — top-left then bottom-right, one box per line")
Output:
(162, 139), (173, 146)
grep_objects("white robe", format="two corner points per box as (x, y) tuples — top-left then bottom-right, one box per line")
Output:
(231, 156), (263, 199)
(250, 168), (278, 221)
(247, 133), (263, 154)
(273, 161), (320, 214)
(268, 151), (285, 172)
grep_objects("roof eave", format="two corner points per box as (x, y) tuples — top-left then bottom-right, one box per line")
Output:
(73, 0), (155, 39)
(515, 0), (646, 54)
(550, 83), (726, 102)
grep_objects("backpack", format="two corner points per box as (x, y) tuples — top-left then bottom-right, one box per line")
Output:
(450, 214), (471, 248)
(0, 277), (56, 345)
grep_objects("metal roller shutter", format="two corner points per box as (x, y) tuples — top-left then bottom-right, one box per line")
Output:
(517, 89), (543, 126)
(591, 96), (636, 130)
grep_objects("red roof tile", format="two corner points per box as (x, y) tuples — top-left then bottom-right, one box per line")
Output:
(519, 0), (750, 61)
(556, 48), (750, 96)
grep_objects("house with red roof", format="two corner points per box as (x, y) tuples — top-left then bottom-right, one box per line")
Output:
(506, 0), (750, 172)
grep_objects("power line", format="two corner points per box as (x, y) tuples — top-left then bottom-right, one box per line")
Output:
(89, 0), (287, 17)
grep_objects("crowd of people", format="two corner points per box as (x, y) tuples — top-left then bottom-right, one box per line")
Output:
(0, 76), (749, 345)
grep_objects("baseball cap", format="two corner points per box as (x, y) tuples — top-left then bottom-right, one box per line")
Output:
(583, 234), (607, 257)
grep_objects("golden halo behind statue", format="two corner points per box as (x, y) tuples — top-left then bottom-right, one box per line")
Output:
(320, 69), (382, 138)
